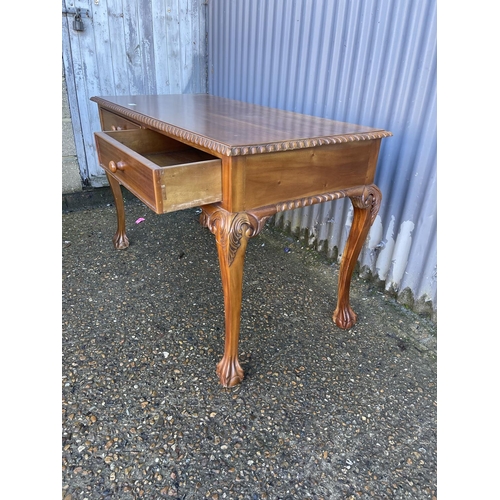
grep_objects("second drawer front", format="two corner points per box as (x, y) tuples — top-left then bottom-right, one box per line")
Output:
(95, 129), (222, 214)
(100, 109), (141, 131)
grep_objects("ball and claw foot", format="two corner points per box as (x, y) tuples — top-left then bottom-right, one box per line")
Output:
(333, 305), (357, 330)
(216, 357), (244, 387)
(113, 232), (129, 250)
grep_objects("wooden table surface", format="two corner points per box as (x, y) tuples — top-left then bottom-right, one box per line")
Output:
(91, 94), (391, 156)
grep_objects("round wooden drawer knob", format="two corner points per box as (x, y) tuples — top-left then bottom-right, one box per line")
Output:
(109, 160), (127, 173)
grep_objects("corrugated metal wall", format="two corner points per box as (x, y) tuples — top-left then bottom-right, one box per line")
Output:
(208, 0), (437, 316)
(62, 0), (208, 186)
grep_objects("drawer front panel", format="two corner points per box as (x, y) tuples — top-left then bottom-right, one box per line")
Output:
(94, 129), (222, 214)
(95, 132), (159, 211)
(100, 109), (141, 131)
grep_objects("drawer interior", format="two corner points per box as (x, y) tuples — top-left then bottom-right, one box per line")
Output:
(105, 128), (217, 166)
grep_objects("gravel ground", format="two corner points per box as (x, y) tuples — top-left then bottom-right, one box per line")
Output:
(62, 193), (437, 500)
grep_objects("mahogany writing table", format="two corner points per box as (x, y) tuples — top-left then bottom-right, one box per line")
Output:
(91, 94), (392, 387)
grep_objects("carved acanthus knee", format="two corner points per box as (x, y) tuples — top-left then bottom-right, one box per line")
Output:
(201, 206), (275, 265)
(349, 184), (382, 224)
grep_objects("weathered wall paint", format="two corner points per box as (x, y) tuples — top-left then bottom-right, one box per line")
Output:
(208, 0), (437, 316)
(62, 0), (208, 186)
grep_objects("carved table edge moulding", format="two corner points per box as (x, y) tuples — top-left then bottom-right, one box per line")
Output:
(90, 93), (392, 387)
(90, 95), (392, 157)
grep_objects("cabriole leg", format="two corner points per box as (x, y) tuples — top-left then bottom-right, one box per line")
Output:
(106, 173), (129, 250)
(202, 206), (273, 387)
(333, 185), (382, 329)
(206, 209), (250, 386)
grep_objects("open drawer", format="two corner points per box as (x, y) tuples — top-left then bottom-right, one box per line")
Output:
(95, 128), (222, 214)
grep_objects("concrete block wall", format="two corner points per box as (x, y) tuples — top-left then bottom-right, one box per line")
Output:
(62, 65), (83, 194)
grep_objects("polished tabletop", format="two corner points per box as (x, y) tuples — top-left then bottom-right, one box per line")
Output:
(91, 94), (391, 156)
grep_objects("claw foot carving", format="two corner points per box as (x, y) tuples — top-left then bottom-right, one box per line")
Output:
(216, 356), (244, 387)
(333, 304), (357, 330)
(113, 232), (129, 250)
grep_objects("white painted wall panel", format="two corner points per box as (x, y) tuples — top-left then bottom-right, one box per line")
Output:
(62, 0), (208, 186)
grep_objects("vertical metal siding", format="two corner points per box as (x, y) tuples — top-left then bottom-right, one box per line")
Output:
(208, 0), (437, 314)
(63, 0), (208, 186)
